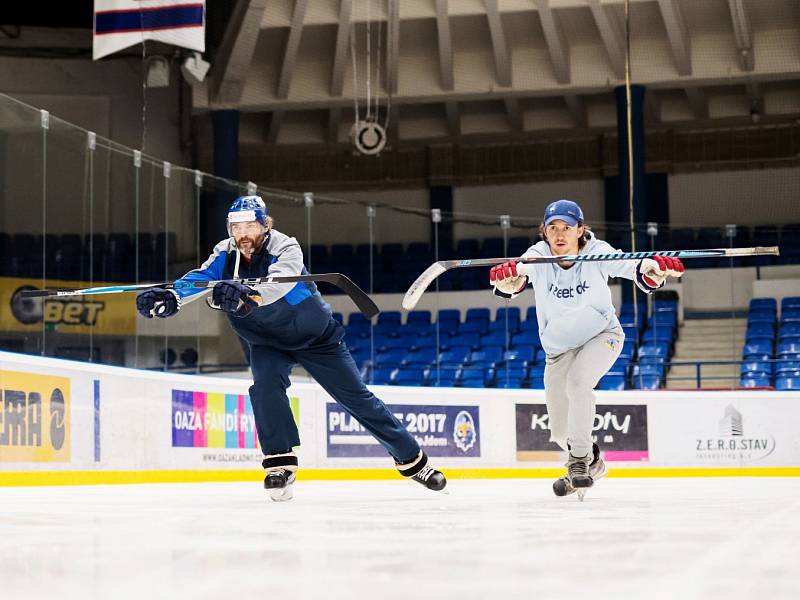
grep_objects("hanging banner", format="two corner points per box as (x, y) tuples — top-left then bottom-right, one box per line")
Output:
(94, 0), (206, 60)
(0, 278), (136, 336)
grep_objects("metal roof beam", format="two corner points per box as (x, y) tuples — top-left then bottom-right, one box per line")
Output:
(656, 0), (692, 76)
(727, 0), (754, 71)
(435, 0), (454, 90)
(276, 0), (308, 99)
(586, 0), (625, 80)
(330, 0), (353, 96)
(484, 0), (512, 87)
(211, 0), (268, 104)
(534, 0), (570, 84)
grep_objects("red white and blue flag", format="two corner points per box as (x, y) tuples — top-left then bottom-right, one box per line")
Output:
(93, 0), (205, 60)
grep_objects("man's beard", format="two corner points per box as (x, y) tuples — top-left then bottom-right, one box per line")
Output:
(236, 235), (262, 255)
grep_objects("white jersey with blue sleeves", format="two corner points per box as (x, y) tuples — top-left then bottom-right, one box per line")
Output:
(520, 234), (637, 356)
(173, 230), (308, 306)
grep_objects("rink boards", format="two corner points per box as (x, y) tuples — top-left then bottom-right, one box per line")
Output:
(0, 350), (798, 485)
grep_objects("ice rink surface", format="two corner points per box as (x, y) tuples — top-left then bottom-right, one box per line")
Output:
(2, 477), (798, 600)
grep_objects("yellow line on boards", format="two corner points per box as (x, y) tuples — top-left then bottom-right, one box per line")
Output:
(1, 467), (799, 486)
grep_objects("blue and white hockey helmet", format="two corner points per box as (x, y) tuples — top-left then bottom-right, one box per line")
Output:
(227, 195), (269, 235)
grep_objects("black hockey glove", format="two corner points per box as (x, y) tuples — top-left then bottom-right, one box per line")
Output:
(212, 281), (259, 316)
(136, 288), (181, 318)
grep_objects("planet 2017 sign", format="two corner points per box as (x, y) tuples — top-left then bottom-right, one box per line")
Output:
(326, 403), (480, 458)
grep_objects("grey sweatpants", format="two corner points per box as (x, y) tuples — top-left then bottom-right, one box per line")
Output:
(543, 327), (624, 458)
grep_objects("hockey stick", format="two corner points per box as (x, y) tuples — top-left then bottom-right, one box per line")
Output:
(402, 246), (779, 310)
(19, 273), (380, 319)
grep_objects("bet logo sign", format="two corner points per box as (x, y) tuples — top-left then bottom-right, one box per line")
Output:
(10, 286), (104, 327)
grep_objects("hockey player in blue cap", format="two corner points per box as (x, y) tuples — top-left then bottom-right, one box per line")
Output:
(136, 196), (446, 500)
(490, 199), (684, 499)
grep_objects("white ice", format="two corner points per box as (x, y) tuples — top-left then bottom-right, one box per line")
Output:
(2, 478), (798, 600)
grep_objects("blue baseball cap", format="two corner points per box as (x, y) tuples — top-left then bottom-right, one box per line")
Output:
(543, 199), (584, 227)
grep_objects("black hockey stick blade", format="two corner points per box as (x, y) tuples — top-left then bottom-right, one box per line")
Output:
(190, 273), (380, 319)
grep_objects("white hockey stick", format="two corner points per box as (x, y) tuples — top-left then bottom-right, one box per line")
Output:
(401, 246), (779, 310)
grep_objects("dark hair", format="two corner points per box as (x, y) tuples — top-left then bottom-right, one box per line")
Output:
(538, 222), (592, 249)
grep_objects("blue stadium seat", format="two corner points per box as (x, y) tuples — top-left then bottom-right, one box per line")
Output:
(611, 356), (632, 374)
(740, 361), (773, 377)
(447, 332), (481, 350)
(780, 309), (800, 324)
(403, 349), (437, 367)
(750, 298), (778, 311)
(407, 310), (432, 325)
(739, 376), (771, 388)
(642, 327), (674, 344)
(528, 377), (545, 389)
(742, 340), (772, 359)
(634, 363), (664, 378)
(746, 323), (775, 341)
(620, 341), (636, 361)
(439, 349), (470, 367)
(459, 320), (489, 335)
(622, 325), (639, 343)
(529, 365), (546, 380)
(438, 309), (461, 324)
(781, 297), (800, 311)
(465, 307), (491, 322)
(468, 348), (504, 367)
(525, 306), (537, 321)
(496, 364), (528, 381)
(508, 237), (531, 257)
(775, 377), (800, 391)
(406, 242), (430, 258)
(504, 348), (536, 364)
(638, 343), (670, 363)
(648, 313), (677, 329)
(426, 367), (459, 387)
(774, 360), (800, 376)
(748, 310), (776, 325)
(511, 331), (542, 348)
(412, 335), (439, 350)
(374, 350), (406, 368)
(455, 239), (480, 259)
(632, 374), (661, 390)
(779, 323), (800, 341)
(777, 341), (800, 358)
(496, 306), (522, 322)
(488, 319), (519, 335)
(368, 367), (395, 385)
(348, 313), (371, 327)
(374, 322), (399, 336)
(382, 337), (409, 351)
(598, 376), (626, 391)
(496, 378), (525, 389)
(391, 368), (427, 387)
(480, 237), (504, 258)
(378, 311), (402, 325)
(519, 319), (539, 332)
(459, 367), (488, 388)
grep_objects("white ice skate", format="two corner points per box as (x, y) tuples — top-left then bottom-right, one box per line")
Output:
(262, 452), (298, 502)
(553, 444), (606, 501)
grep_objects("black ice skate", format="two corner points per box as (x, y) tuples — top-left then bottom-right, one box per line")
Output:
(553, 444), (606, 501)
(262, 452), (298, 502)
(396, 451), (447, 492)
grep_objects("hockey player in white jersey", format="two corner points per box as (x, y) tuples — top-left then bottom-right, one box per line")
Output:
(489, 200), (684, 499)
